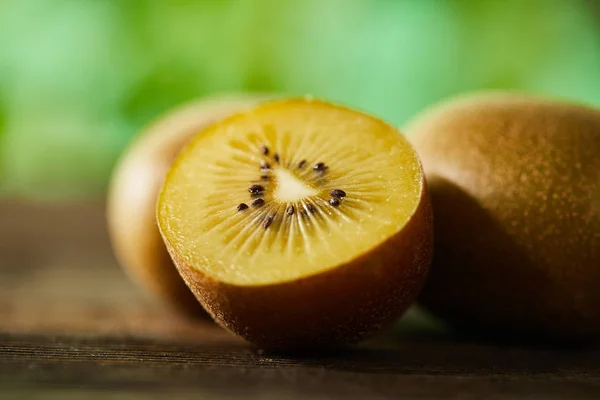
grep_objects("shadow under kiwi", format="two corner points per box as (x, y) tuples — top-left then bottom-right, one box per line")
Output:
(248, 326), (600, 377)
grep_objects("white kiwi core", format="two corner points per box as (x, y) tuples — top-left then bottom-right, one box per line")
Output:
(273, 168), (318, 202)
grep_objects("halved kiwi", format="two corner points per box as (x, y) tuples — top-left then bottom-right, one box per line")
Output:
(157, 98), (432, 349)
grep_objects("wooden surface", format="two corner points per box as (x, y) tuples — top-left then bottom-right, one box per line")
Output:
(1, 200), (599, 399)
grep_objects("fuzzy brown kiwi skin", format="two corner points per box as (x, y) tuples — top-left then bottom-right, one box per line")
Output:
(107, 94), (272, 317)
(163, 183), (432, 350)
(407, 92), (600, 342)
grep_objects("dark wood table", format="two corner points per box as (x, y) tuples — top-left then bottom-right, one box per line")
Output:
(1, 200), (599, 399)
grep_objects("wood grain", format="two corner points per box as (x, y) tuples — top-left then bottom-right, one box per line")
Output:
(0, 200), (599, 399)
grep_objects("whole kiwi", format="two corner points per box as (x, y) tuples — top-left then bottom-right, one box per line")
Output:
(407, 92), (600, 341)
(107, 93), (271, 316)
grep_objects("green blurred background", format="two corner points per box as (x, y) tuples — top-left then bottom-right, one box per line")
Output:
(1, 0), (599, 199)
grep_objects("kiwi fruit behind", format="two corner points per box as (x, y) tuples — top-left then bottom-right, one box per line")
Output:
(407, 92), (600, 341)
(107, 93), (271, 317)
(157, 98), (433, 349)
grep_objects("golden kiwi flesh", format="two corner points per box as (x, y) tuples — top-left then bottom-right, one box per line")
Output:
(157, 98), (433, 349)
(107, 94), (270, 316)
(407, 92), (600, 341)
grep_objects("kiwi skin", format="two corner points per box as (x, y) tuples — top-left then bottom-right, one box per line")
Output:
(107, 94), (271, 317)
(407, 92), (600, 342)
(162, 173), (433, 350)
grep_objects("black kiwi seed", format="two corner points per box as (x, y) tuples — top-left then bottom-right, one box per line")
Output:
(261, 162), (271, 171)
(260, 145), (269, 155)
(313, 162), (327, 172)
(331, 189), (346, 198)
(252, 198), (265, 207)
(329, 198), (340, 207)
(260, 175), (270, 181)
(307, 204), (316, 213)
(249, 184), (265, 194)
(237, 203), (249, 211)
(274, 154), (280, 163)
(263, 215), (274, 229)
(286, 205), (295, 215)
(298, 160), (307, 169)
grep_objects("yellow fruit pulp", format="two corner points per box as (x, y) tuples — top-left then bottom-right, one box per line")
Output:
(158, 99), (424, 286)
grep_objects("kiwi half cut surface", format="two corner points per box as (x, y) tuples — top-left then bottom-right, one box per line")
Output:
(158, 98), (432, 349)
